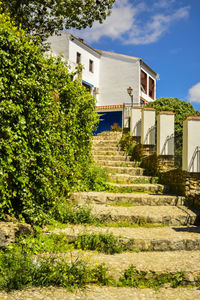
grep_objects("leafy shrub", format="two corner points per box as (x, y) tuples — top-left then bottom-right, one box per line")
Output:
(119, 133), (137, 157)
(0, 11), (98, 224)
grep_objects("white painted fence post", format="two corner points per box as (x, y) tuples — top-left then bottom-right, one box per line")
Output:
(157, 111), (175, 156)
(183, 116), (200, 172)
(141, 108), (156, 145)
(130, 106), (142, 137)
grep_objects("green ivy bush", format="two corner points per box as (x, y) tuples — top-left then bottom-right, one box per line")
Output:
(0, 11), (98, 224)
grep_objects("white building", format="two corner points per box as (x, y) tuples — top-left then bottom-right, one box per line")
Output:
(48, 32), (158, 132)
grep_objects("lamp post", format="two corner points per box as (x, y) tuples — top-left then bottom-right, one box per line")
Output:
(127, 86), (133, 106)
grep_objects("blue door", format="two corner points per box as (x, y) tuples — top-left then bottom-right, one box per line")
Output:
(95, 111), (122, 135)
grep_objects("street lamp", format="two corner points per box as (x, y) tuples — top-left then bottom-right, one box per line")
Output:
(127, 86), (133, 106)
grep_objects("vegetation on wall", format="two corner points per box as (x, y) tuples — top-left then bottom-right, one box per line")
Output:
(0, 11), (98, 225)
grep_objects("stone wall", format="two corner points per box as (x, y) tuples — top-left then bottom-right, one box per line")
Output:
(141, 153), (174, 176)
(160, 169), (200, 209)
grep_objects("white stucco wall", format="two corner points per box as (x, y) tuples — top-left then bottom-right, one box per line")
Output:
(140, 64), (157, 103)
(99, 52), (140, 106)
(157, 112), (175, 155)
(141, 108), (156, 145)
(182, 117), (200, 172)
(130, 107), (142, 137)
(68, 39), (100, 89)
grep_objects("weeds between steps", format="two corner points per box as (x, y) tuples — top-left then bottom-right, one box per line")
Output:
(1, 239), (199, 292)
(49, 205), (167, 229)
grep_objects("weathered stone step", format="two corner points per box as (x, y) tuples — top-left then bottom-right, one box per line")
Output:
(92, 146), (121, 152)
(93, 135), (122, 141)
(2, 286), (200, 300)
(93, 155), (131, 162)
(73, 192), (185, 206)
(106, 166), (145, 176)
(51, 225), (200, 252)
(109, 174), (157, 184)
(55, 249), (200, 282)
(108, 182), (165, 193)
(95, 160), (138, 167)
(93, 140), (120, 147)
(91, 204), (198, 226)
(92, 150), (125, 156)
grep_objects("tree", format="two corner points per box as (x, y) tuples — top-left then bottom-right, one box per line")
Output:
(147, 98), (200, 165)
(2, 0), (115, 41)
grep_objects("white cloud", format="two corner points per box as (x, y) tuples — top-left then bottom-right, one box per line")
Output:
(71, 0), (190, 45)
(188, 83), (200, 103)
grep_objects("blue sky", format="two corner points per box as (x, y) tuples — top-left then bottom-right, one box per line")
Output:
(71, 0), (200, 111)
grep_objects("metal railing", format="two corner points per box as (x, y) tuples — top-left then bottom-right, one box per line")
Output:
(160, 133), (175, 155)
(188, 146), (200, 172)
(123, 102), (144, 129)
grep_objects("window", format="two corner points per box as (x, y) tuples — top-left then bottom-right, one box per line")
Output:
(89, 59), (94, 72)
(141, 70), (147, 94)
(149, 77), (155, 99)
(76, 52), (81, 64)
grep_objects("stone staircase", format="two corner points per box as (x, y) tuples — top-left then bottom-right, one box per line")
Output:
(52, 132), (200, 297)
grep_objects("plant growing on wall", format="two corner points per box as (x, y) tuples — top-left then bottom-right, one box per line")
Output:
(0, 10), (98, 224)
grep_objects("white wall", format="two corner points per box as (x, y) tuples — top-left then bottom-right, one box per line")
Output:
(130, 107), (142, 137)
(183, 117), (200, 172)
(141, 108), (156, 145)
(99, 52), (140, 106)
(157, 112), (175, 155)
(140, 64), (157, 103)
(68, 39), (100, 90)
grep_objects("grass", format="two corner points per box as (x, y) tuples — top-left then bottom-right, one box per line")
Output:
(110, 177), (159, 184)
(98, 220), (166, 228)
(118, 265), (188, 290)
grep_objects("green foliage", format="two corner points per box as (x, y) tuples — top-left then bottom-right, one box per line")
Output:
(119, 133), (137, 157)
(0, 13), (98, 224)
(83, 165), (109, 192)
(119, 265), (186, 289)
(2, 0), (115, 41)
(51, 204), (102, 225)
(110, 123), (122, 132)
(147, 98), (200, 164)
(14, 233), (73, 254)
(0, 247), (111, 291)
(75, 232), (123, 254)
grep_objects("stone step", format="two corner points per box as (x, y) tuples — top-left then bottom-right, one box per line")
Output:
(91, 204), (198, 226)
(105, 166), (145, 176)
(109, 174), (157, 184)
(92, 146), (121, 152)
(73, 192), (185, 206)
(92, 150), (125, 156)
(108, 182), (166, 193)
(53, 249), (200, 282)
(93, 140), (120, 147)
(93, 155), (131, 162)
(50, 225), (200, 252)
(95, 160), (138, 167)
(3, 286), (200, 299)
(93, 135), (122, 141)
